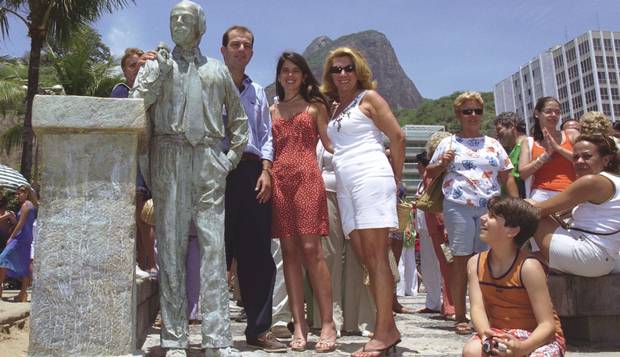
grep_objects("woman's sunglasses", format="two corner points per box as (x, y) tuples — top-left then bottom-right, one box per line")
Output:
(329, 64), (355, 74)
(461, 109), (483, 116)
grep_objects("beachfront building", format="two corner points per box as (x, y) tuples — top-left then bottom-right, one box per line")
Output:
(401, 124), (445, 192)
(494, 30), (620, 132)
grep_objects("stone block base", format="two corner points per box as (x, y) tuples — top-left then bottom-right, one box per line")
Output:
(560, 316), (620, 346)
(136, 278), (159, 349)
(548, 273), (620, 346)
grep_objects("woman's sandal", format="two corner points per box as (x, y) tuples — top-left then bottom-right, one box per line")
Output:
(289, 336), (307, 352)
(416, 307), (440, 314)
(454, 321), (473, 335)
(353, 339), (401, 357)
(393, 305), (415, 314)
(315, 338), (337, 353)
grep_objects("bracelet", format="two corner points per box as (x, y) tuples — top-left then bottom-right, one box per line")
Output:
(262, 168), (272, 176)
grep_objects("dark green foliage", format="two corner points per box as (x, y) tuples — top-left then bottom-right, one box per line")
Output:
(47, 25), (118, 96)
(396, 91), (496, 135)
(0, 121), (22, 155)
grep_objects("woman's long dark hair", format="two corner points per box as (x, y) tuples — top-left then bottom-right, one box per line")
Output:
(532, 96), (560, 142)
(275, 51), (329, 111)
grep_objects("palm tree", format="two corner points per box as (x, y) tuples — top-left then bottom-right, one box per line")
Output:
(47, 24), (121, 96)
(0, 0), (134, 181)
(0, 60), (26, 157)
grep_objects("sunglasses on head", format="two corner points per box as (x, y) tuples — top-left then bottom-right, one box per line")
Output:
(329, 64), (355, 74)
(461, 108), (483, 116)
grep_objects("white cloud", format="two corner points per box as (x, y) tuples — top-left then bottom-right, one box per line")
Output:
(104, 24), (141, 57)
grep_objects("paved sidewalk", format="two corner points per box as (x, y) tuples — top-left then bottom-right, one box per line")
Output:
(140, 293), (620, 356)
(1, 289), (618, 356)
(0, 290), (30, 326)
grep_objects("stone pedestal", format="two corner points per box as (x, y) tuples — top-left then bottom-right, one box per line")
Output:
(548, 272), (620, 346)
(29, 95), (146, 356)
(135, 277), (159, 349)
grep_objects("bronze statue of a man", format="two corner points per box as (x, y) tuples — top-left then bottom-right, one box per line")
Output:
(131, 1), (248, 356)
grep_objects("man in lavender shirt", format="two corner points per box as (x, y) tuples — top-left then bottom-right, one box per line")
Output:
(220, 26), (285, 353)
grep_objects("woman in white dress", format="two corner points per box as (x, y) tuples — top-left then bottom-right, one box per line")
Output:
(321, 47), (405, 357)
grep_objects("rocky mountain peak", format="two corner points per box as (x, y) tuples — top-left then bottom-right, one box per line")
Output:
(266, 30), (423, 110)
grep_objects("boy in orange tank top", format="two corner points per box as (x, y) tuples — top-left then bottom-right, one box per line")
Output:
(463, 197), (565, 357)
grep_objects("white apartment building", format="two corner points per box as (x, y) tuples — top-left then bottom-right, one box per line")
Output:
(400, 124), (444, 191)
(494, 30), (620, 132)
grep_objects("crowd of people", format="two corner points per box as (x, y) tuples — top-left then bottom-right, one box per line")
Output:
(113, 2), (408, 354)
(1, 1), (620, 357)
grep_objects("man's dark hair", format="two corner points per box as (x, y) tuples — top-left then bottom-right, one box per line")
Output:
(222, 25), (254, 47)
(486, 196), (539, 247)
(516, 120), (526, 134)
(494, 112), (520, 129)
(560, 119), (579, 131)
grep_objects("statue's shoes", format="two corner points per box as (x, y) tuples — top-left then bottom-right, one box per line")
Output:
(204, 346), (241, 357)
(165, 349), (187, 357)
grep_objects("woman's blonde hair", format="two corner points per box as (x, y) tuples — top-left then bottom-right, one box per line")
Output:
(453, 91), (484, 115)
(426, 131), (452, 158)
(17, 184), (38, 208)
(320, 47), (377, 101)
(579, 111), (612, 136)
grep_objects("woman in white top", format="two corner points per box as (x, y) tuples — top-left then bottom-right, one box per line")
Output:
(321, 47), (405, 356)
(314, 142), (376, 335)
(533, 134), (620, 277)
(425, 92), (515, 334)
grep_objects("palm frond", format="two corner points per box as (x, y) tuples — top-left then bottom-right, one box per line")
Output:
(0, 122), (23, 155)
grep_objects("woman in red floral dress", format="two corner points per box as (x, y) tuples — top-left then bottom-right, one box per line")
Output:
(269, 51), (337, 353)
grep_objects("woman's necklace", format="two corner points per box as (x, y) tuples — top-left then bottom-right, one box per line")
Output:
(333, 91), (362, 132)
(282, 93), (300, 103)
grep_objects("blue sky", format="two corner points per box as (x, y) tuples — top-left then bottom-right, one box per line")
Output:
(1, 0), (619, 99)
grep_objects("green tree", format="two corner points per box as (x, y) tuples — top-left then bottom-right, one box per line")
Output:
(47, 24), (121, 96)
(0, 61), (26, 156)
(0, 62), (26, 113)
(0, 0), (134, 181)
(0, 58), (58, 157)
(397, 91), (496, 135)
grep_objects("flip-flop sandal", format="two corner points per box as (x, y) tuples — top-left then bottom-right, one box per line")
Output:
(443, 313), (456, 321)
(352, 339), (401, 357)
(393, 306), (415, 314)
(454, 321), (473, 335)
(416, 307), (440, 314)
(289, 337), (307, 351)
(315, 338), (337, 353)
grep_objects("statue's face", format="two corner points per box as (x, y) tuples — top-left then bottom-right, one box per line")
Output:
(170, 5), (199, 47)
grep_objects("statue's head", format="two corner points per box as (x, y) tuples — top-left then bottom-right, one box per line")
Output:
(170, 0), (206, 48)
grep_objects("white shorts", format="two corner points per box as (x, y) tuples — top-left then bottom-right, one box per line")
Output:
(337, 175), (398, 236)
(529, 190), (560, 252)
(529, 188), (560, 202)
(549, 227), (616, 277)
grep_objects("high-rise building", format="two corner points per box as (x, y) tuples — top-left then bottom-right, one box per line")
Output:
(494, 30), (620, 132)
(400, 124), (445, 191)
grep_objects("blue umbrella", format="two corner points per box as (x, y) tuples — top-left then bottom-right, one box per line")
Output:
(0, 164), (29, 191)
